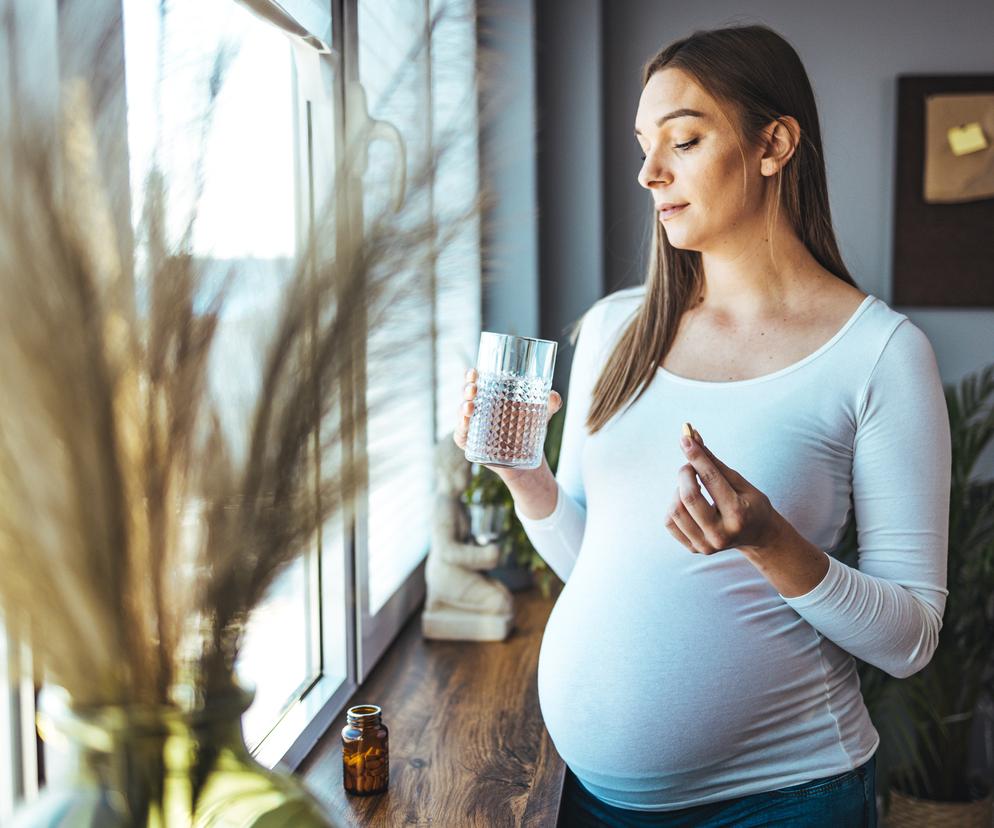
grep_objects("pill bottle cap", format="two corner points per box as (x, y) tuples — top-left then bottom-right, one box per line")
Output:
(346, 704), (382, 728)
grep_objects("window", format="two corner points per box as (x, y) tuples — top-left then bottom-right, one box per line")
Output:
(3, 0), (481, 798)
(354, 0), (482, 681)
(120, 0), (347, 764)
(0, 0), (58, 809)
(1, 620), (20, 821)
(117, 0), (481, 764)
(354, 0), (438, 676)
(122, 0), (310, 752)
(0, 620), (38, 819)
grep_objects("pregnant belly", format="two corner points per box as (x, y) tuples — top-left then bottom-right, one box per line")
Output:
(537, 549), (822, 778)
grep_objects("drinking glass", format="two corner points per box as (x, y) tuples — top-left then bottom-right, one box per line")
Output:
(464, 332), (558, 469)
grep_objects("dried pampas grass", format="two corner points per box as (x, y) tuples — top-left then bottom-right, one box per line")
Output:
(0, 0), (494, 710)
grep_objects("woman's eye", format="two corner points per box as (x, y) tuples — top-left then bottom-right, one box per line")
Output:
(639, 138), (699, 162)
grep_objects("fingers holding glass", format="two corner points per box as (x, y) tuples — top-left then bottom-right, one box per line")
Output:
(453, 368), (478, 449)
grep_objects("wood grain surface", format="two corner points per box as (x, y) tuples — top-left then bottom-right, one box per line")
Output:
(298, 585), (566, 827)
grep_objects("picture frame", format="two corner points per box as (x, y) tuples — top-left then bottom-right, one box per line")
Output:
(893, 74), (994, 308)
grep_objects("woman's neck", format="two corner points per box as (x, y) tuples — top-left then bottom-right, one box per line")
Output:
(695, 220), (830, 325)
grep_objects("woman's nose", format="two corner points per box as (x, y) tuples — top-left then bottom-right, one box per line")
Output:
(638, 160), (672, 190)
(638, 155), (673, 190)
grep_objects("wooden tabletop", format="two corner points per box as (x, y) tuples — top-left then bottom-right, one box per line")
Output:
(298, 584), (566, 826)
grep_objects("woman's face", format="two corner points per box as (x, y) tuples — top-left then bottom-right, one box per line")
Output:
(634, 68), (769, 254)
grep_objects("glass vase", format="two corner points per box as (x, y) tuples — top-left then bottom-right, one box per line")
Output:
(12, 683), (339, 827)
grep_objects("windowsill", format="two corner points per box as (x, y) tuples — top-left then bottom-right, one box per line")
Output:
(297, 584), (566, 825)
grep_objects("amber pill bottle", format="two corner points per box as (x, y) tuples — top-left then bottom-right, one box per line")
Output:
(341, 704), (389, 795)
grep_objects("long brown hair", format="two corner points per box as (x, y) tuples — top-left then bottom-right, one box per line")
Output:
(584, 24), (858, 434)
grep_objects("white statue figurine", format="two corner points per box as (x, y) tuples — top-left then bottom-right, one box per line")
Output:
(421, 434), (514, 641)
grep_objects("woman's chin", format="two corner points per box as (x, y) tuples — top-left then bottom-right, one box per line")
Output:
(663, 232), (701, 252)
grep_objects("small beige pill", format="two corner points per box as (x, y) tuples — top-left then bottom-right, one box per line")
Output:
(682, 421), (694, 439)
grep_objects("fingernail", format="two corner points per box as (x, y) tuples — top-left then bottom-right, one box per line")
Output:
(681, 436), (692, 450)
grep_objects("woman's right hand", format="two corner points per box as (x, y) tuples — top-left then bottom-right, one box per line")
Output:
(452, 367), (562, 484)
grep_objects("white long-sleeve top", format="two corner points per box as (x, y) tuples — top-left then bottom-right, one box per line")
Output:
(515, 286), (951, 811)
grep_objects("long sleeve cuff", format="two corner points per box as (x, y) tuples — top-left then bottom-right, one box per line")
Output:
(779, 554), (942, 679)
(777, 552), (841, 606)
(514, 480), (587, 583)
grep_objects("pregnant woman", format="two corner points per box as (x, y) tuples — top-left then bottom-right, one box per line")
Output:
(453, 24), (950, 828)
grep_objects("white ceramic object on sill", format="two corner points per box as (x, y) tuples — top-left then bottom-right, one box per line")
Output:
(421, 437), (514, 641)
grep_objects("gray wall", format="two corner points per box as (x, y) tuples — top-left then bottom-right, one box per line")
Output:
(477, 0), (541, 341)
(534, 0), (604, 392)
(478, 0), (605, 393)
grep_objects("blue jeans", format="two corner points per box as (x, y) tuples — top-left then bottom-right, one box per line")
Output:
(558, 754), (877, 827)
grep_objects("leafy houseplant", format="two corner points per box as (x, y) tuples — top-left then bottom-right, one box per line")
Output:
(461, 405), (567, 598)
(836, 363), (994, 818)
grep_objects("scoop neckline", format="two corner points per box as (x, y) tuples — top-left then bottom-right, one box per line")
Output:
(655, 294), (876, 388)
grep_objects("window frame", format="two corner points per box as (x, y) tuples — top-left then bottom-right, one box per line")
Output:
(0, 621), (39, 818)
(345, 0), (433, 687)
(5, 0), (481, 791)
(245, 16), (357, 768)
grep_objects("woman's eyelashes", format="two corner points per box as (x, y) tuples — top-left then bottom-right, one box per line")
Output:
(639, 137), (700, 161)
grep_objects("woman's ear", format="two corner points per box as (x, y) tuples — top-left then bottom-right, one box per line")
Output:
(761, 116), (801, 176)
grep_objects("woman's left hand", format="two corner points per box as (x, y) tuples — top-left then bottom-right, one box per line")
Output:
(665, 431), (784, 555)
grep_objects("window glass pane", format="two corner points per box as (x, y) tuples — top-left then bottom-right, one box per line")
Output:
(429, 0), (482, 441)
(0, 619), (16, 820)
(238, 556), (316, 746)
(358, 0), (434, 614)
(121, 0), (316, 749)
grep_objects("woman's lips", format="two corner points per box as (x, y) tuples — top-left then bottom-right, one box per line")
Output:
(659, 203), (689, 220)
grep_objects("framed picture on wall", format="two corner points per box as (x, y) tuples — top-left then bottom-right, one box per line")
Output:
(893, 74), (994, 308)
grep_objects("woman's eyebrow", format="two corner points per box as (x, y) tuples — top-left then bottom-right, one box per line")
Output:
(634, 108), (708, 136)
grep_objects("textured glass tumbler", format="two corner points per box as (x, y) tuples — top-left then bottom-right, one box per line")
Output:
(464, 332), (558, 469)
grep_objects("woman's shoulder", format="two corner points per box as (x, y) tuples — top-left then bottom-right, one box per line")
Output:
(854, 293), (931, 356)
(586, 285), (645, 329)
(833, 294), (944, 413)
(569, 286), (645, 351)
(592, 284), (646, 312)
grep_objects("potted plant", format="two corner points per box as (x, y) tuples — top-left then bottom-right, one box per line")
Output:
(460, 405), (566, 598)
(836, 363), (994, 825)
